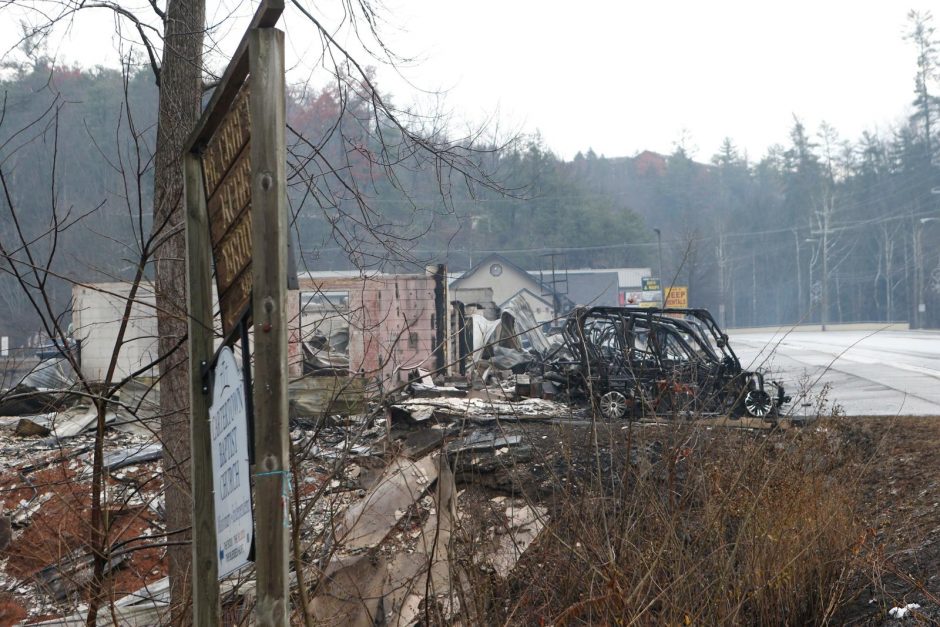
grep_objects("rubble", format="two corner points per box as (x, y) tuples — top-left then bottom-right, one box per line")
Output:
(446, 431), (523, 454)
(11, 494), (53, 528)
(0, 297), (804, 625)
(331, 453), (440, 553)
(0, 299), (552, 625)
(0, 385), (74, 417)
(96, 443), (163, 472)
(0, 516), (10, 551)
(0, 357), (77, 416)
(44, 405), (116, 443)
(274, 302), (798, 623)
(301, 329), (350, 375)
(290, 375), (367, 419)
(481, 497), (547, 578)
(392, 428), (446, 460)
(0, 380), (166, 622)
(33, 549), (128, 603)
(390, 396), (579, 424)
(311, 455), (468, 626)
(21, 357), (77, 391)
(14, 415), (54, 437)
(447, 430), (532, 476)
(289, 379), (552, 625)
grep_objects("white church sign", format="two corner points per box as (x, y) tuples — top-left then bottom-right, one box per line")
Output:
(209, 346), (253, 578)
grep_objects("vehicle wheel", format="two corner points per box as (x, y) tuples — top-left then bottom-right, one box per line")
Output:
(744, 389), (773, 417)
(599, 391), (629, 420)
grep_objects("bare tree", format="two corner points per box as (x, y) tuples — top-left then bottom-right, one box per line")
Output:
(0, 67), (185, 623)
(1, 1), (507, 621)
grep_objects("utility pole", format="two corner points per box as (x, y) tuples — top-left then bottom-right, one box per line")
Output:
(915, 221), (921, 329)
(751, 250), (757, 325)
(916, 216), (940, 329)
(793, 229), (803, 319)
(654, 228), (664, 282)
(882, 224), (894, 322)
(716, 230), (726, 327)
(821, 206), (829, 332)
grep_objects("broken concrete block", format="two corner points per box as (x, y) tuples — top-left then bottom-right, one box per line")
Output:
(383, 553), (427, 626)
(541, 379), (559, 400)
(486, 500), (547, 578)
(332, 454), (439, 552)
(515, 374), (532, 397)
(308, 554), (388, 627)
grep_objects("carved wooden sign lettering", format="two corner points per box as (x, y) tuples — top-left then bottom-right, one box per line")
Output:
(202, 86), (253, 334)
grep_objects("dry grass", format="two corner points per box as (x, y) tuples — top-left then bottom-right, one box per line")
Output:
(472, 418), (866, 625)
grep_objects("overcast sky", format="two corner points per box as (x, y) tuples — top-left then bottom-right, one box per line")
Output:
(382, 0), (934, 160)
(2, 0), (936, 161)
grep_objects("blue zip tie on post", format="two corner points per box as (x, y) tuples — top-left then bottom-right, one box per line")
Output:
(254, 469), (292, 528)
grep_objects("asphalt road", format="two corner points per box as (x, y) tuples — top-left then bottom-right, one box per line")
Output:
(730, 328), (940, 417)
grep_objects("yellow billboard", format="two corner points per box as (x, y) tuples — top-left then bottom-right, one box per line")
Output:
(664, 286), (688, 309)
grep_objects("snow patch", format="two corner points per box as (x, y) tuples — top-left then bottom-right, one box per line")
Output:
(888, 603), (921, 619)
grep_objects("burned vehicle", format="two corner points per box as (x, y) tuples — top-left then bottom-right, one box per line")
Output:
(554, 306), (789, 420)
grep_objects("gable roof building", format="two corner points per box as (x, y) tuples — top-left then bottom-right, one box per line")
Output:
(449, 254), (561, 323)
(450, 253), (652, 322)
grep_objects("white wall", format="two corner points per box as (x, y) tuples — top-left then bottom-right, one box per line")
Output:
(72, 282), (159, 382)
(452, 261), (540, 309)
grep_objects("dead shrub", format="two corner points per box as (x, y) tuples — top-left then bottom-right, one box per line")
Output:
(482, 419), (863, 625)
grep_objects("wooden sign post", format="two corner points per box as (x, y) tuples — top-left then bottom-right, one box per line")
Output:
(248, 26), (290, 624)
(183, 1), (288, 624)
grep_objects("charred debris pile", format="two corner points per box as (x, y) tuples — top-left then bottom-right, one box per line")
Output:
(0, 299), (799, 623)
(428, 296), (790, 422)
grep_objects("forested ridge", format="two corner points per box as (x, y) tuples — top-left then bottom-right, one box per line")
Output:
(2, 9), (940, 343)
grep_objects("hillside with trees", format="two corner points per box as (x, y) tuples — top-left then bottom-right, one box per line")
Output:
(2, 9), (940, 341)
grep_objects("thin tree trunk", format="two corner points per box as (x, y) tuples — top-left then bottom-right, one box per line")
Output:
(152, 0), (206, 623)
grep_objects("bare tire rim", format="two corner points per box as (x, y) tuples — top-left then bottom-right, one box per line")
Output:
(744, 390), (772, 417)
(600, 391), (628, 420)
